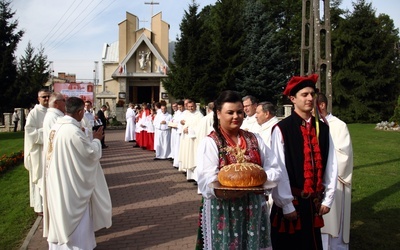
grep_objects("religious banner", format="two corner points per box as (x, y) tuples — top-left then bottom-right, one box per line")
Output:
(53, 82), (94, 103)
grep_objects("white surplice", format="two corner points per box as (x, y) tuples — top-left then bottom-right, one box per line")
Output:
(240, 113), (261, 133)
(257, 116), (279, 150)
(170, 110), (182, 166)
(321, 114), (353, 250)
(45, 116), (112, 247)
(125, 107), (136, 141)
(154, 111), (172, 159)
(24, 104), (47, 213)
(178, 110), (204, 180)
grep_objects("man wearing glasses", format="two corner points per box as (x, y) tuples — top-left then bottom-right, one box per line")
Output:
(241, 95), (261, 133)
(24, 89), (51, 215)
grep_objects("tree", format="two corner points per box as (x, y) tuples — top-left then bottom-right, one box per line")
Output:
(236, 0), (288, 104)
(0, 0), (24, 114)
(163, 1), (211, 102)
(264, 0), (303, 76)
(15, 43), (50, 108)
(205, 0), (246, 94)
(331, 0), (400, 122)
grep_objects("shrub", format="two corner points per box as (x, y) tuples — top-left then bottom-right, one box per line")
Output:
(0, 150), (24, 174)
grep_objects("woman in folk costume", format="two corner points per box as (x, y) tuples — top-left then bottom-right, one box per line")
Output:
(196, 90), (285, 250)
(269, 74), (337, 250)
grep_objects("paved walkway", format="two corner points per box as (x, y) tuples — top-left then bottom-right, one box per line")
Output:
(24, 130), (200, 250)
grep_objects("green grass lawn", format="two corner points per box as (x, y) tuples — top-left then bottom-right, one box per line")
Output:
(0, 131), (36, 250)
(0, 125), (399, 249)
(348, 124), (400, 249)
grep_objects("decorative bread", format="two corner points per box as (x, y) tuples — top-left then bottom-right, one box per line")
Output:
(218, 162), (267, 187)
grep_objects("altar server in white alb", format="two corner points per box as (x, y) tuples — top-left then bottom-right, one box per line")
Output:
(317, 93), (354, 250)
(44, 97), (112, 249)
(171, 101), (185, 168)
(24, 89), (50, 214)
(125, 102), (136, 142)
(154, 103), (172, 160)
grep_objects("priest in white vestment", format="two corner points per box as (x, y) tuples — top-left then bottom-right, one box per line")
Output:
(241, 95), (261, 132)
(24, 89), (50, 213)
(194, 102), (215, 163)
(41, 92), (66, 237)
(255, 101), (279, 149)
(125, 103), (136, 142)
(45, 97), (112, 249)
(154, 104), (172, 159)
(178, 100), (204, 180)
(255, 101), (279, 209)
(317, 93), (354, 250)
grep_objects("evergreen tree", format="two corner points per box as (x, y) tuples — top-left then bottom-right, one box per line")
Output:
(331, 0), (400, 122)
(0, 0), (24, 113)
(15, 43), (50, 108)
(163, 1), (211, 102)
(236, 0), (287, 104)
(264, 0), (303, 76)
(205, 0), (246, 93)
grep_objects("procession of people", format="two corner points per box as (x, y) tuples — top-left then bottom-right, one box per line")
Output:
(20, 73), (354, 250)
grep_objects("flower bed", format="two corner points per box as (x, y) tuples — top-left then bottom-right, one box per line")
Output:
(0, 150), (24, 174)
(375, 121), (400, 131)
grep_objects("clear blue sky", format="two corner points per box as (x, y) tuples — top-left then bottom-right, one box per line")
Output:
(11, 0), (400, 81)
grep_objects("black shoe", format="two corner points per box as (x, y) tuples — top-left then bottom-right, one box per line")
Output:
(168, 158), (173, 161)
(102, 145), (108, 149)
(153, 158), (161, 161)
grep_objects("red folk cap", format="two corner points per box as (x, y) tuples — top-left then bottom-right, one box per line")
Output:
(283, 74), (319, 96)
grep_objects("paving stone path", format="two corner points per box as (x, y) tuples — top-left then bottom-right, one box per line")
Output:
(24, 129), (200, 250)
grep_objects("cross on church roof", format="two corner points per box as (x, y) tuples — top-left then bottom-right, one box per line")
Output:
(144, 0), (160, 21)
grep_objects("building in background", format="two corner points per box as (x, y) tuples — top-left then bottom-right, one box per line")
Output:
(100, 12), (170, 111)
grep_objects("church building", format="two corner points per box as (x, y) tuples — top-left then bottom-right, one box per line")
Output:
(99, 11), (171, 110)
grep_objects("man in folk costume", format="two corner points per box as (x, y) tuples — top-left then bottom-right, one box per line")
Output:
(178, 99), (204, 181)
(316, 93), (354, 250)
(24, 89), (50, 214)
(270, 74), (338, 250)
(44, 97), (112, 249)
(125, 103), (136, 142)
(154, 103), (172, 160)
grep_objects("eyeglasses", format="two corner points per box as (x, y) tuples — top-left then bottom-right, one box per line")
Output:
(40, 96), (50, 99)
